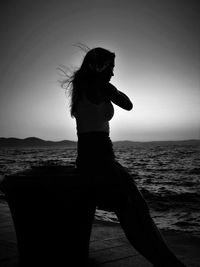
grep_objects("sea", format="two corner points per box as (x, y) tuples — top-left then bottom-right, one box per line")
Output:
(0, 141), (200, 237)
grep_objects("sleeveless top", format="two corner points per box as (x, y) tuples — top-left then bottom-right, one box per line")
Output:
(75, 94), (114, 134)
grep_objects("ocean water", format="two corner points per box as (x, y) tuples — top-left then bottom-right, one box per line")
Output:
(0, 142), (200, 237)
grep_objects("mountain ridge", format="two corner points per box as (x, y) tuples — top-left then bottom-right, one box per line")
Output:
(0, 137), (199, 147)
(0, 137), (76, 147)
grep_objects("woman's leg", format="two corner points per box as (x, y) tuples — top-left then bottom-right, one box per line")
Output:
(112, 164), (186, 267)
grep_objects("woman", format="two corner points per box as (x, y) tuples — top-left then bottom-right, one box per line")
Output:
(62, 47), (186, 267)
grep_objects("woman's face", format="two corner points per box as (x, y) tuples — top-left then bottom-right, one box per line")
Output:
(101, 61), (115, 82)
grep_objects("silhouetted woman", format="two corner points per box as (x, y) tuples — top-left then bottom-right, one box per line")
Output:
(61, 47), (186, 267)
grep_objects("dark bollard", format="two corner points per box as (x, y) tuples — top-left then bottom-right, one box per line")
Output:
(0, 165), (95, 267)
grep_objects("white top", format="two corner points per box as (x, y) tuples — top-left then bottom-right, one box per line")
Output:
(75, 94), (114, 134)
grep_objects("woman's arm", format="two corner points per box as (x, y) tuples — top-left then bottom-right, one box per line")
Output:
(105, 83), (133, 110)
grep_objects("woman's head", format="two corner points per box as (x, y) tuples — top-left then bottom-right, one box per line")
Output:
(78, 47), (115, 82)
(60, 46), (115, 116)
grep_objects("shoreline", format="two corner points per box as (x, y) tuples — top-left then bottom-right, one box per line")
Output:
(94, 217), (200, 238)
(0, 199), (200, 239)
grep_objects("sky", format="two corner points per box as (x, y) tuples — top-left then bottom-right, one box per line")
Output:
(0, 0), (199, 141)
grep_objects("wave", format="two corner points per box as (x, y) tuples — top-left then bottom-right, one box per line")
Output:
(140, 188), (200, 212)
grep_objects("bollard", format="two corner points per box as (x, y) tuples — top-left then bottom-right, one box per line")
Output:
(0, 165), (96, 267)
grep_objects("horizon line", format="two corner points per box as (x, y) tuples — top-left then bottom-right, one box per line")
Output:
(0, 136), (200, 143)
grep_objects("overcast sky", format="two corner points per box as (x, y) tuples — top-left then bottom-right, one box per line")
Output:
(0, 0), (199, 141)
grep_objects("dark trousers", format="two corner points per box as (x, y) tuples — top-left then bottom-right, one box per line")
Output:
(76, 132), (184, 266)
(78, 160), (181, 267)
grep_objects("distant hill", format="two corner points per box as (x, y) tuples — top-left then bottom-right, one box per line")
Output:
(113, 139), (200, 147)
(0, 137), (199, 147)
(0, 137), (76, 147)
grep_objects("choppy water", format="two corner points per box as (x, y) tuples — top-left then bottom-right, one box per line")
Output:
(0, 142), (200, 237)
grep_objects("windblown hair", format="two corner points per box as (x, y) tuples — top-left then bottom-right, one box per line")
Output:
(60, 47), (115, 117)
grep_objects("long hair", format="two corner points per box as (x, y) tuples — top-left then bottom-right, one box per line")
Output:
(60, 47), (115, 117)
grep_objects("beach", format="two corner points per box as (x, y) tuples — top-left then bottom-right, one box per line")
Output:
(0, 201), (200, 267)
